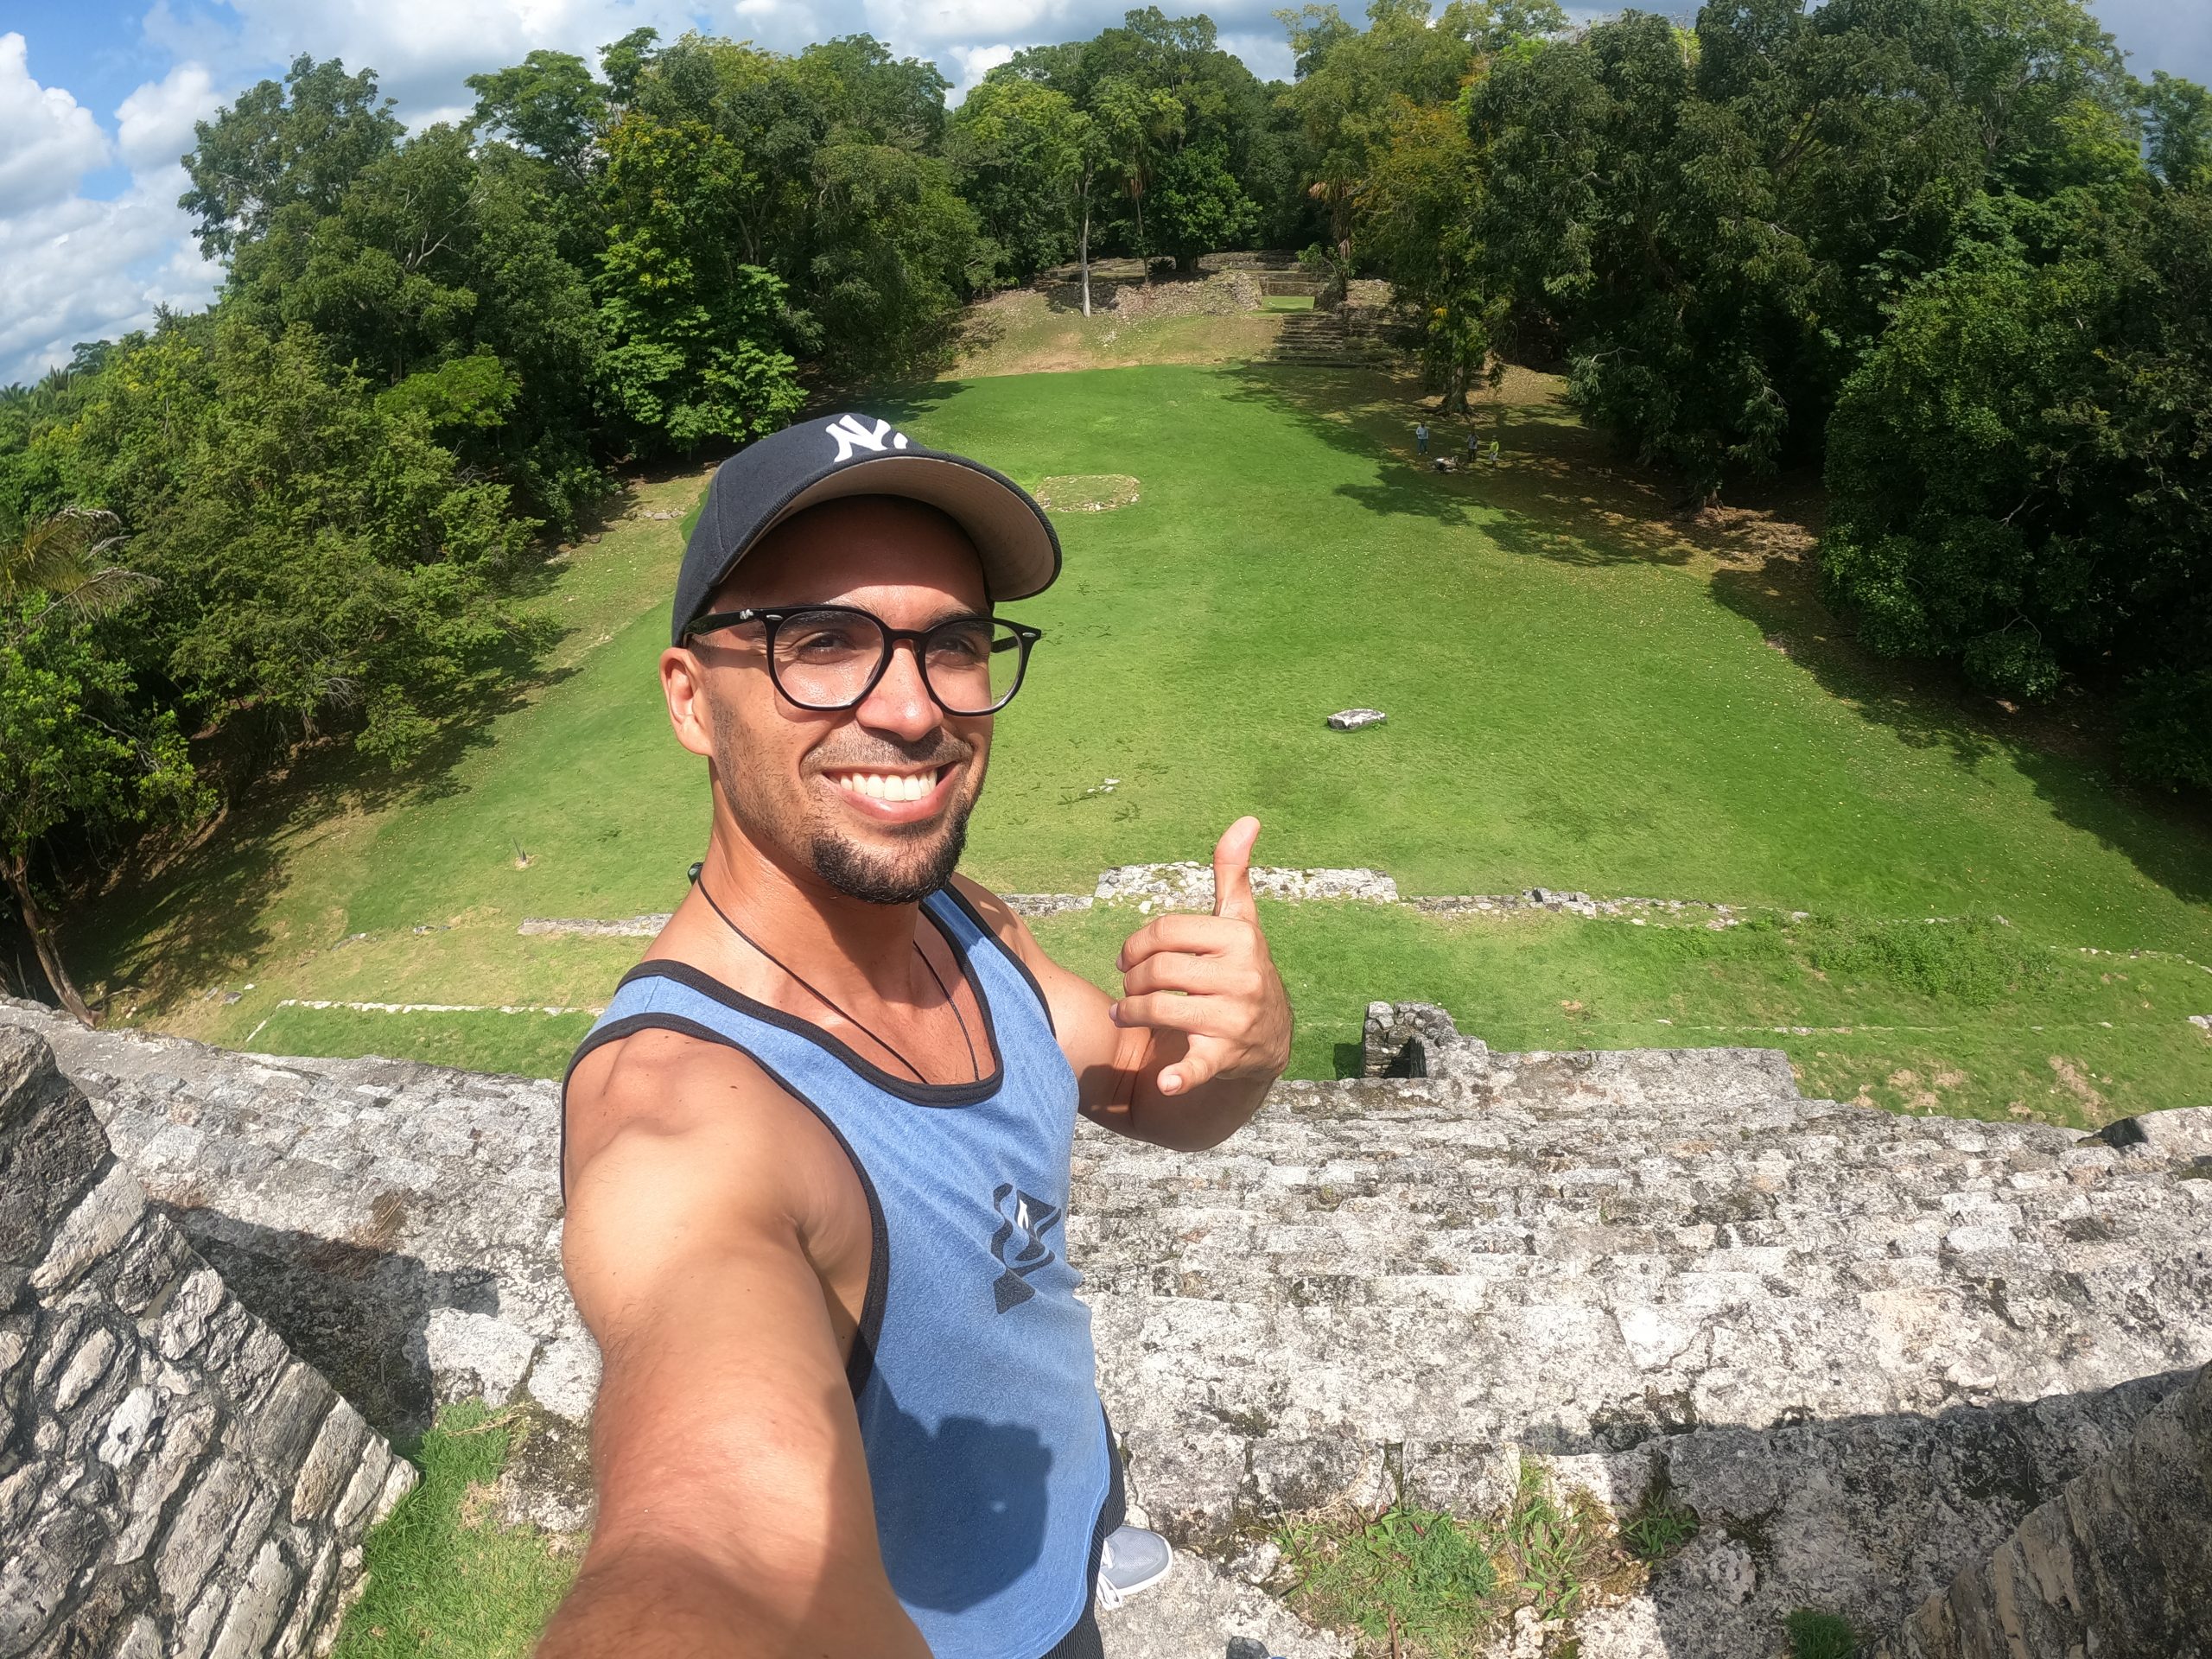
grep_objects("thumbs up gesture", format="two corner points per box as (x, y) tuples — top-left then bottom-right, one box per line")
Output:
(1111, 817), (1294, 1100)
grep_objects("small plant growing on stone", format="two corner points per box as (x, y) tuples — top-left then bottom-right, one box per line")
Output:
(1492, 1464), (1620, 1621)
(1785, 1607), (1858, 1659)
(1618, 1466), (1699, 1562)
(1278, 1504), (1497, 1656)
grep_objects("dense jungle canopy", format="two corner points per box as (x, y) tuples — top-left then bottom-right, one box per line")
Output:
(1, 0), (2206, 1016)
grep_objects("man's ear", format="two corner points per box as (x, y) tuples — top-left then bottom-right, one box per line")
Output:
(660, 646), (717, 761)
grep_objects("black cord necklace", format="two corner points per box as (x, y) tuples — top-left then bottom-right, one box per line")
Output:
(693, 874), (979, 1084)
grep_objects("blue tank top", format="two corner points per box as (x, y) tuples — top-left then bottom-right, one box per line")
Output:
(568, 886), (1116, 1659)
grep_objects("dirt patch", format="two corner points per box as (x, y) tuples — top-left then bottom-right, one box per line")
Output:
(1035, 474), (1141, 512)
(950, 289), (1282, 378)
(2047, 1054), (2107, 1112)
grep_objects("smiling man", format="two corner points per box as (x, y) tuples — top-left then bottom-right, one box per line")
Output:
(539, 414), (1294, 1659)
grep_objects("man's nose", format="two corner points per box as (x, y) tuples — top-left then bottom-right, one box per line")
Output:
(854, 639), (940, 741)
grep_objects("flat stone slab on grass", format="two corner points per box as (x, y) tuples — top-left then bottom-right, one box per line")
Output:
(1326, 708), (1386, 731)
(1036, 474), (1141, 512)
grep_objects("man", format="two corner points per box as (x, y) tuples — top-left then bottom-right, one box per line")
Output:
(540, 413), (1294, 1659)
(1414, 419), (1430, 457)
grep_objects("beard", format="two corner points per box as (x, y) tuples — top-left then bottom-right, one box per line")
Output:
(808, 798), (973, 905)
(711, 697), (979, 906)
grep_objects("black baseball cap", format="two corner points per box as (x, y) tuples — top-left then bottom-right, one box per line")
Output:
(671, 411), (1063, 646)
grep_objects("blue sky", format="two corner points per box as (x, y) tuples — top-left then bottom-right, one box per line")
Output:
(1, 0), (2204, 385)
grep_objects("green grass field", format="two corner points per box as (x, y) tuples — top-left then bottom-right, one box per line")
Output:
(83, 362), (2212, 1125)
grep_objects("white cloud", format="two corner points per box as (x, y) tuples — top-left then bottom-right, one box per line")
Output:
(0, 161), (220, 385)
(181, 0), (718, 122)
(0, 33), (111, 217)
(946, 42), (1016, 100)
(116, 61), (222, 173)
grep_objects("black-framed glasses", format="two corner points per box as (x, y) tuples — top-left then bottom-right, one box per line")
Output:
(682, 604), (1043, 715)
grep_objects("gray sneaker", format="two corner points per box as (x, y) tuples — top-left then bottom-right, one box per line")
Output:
(1096, 1524), (1173, 1610)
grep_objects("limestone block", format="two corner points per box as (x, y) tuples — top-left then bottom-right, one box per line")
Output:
(0, 1027), (412, 1658)
(424, 1306), (538, 1405)
(1872, 1363), (2212, 1657)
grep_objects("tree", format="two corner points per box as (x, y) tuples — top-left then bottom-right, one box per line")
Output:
(805, 141), (984, 377)
(0, 508), (143, 622)
(221, 120), (606, 524)
(949, 74), (1092, 287)
(1277, 0), (1560, 391)
(0, 607), (202, 1023)
(1094, 74), (1185, 270)
(1821, 185), (2212, 785)
(1007, 9), (1290, 273)
(2146, 71), (2212, 190)
(54, 315), (541, 765)
(594, 117), (804, 451)
(180, 56), (402, 257)
(466, 49), (610, 188)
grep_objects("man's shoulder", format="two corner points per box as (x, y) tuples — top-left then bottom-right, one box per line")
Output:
(946, 872), (1029, 953)
(564, 1018), (820, 1195)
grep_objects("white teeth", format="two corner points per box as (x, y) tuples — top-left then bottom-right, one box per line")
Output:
(833, 770), (938, 802)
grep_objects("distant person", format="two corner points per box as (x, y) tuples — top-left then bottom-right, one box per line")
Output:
(1414, 420), (1430, 456)
(1466, 428), (1480, 462)
(540, 416), (1293, 1659)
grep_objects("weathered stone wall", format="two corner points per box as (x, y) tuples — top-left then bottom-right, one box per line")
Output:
(1872, 1360), (2212, 1659)
(0, 1027), (412, 1659)
(3, 995), (2209, 1658)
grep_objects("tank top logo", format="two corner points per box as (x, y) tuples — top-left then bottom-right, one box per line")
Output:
(988, 1183), (1063, 1313)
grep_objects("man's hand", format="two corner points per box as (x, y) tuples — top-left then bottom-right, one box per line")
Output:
(1111, 816), (1293, 1103)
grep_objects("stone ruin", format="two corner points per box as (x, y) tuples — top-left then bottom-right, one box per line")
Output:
(1, 990), (2207, 1657)
(0, 1027), (412, 1659)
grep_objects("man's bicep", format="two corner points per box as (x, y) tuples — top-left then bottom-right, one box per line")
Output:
(563, 1120), (900, 1626)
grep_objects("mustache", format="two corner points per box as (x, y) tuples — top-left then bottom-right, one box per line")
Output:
(807, 734), (974, 772)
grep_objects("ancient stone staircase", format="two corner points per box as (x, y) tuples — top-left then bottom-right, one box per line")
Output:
(1075, 1007), (2212, 1656)
(1268, 306), (1394, 368)
(4, 996), (2208, 1658)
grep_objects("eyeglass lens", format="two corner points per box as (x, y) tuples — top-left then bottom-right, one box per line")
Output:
(770, 609), (1027, 714)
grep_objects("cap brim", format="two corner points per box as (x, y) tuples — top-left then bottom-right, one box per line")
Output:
(750, 452), (1061, 605)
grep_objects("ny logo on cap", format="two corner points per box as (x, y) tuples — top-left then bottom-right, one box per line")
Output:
(824, 414), (912, 464)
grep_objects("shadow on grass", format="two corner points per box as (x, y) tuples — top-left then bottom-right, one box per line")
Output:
(1219, 362), (1827, 573)
(1708, 556), (2212, 911)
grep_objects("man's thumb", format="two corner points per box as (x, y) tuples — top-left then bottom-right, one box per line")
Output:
(1212, 816), (1261, 921)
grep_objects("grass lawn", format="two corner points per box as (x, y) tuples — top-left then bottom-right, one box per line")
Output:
(79, 361), (2212, 1125)
(331, 1406), (576, 1659)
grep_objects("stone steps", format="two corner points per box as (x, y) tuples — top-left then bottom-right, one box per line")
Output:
(1269, 309), (1395, 367)
(7, 997), (2210, 1657)
(1072, 1010), (2212, 1656)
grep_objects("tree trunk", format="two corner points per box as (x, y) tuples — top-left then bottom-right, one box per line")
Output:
(3, 853), (96, 1026)
(1080, 196), (1093, 318)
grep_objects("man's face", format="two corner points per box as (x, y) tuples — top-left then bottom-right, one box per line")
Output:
(665, 496), (995, 905)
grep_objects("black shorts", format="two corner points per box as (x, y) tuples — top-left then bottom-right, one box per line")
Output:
(1037, 1430), (1128, 1659)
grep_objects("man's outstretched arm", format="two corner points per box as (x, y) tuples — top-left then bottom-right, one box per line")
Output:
(539, 1038), (928, 1659)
